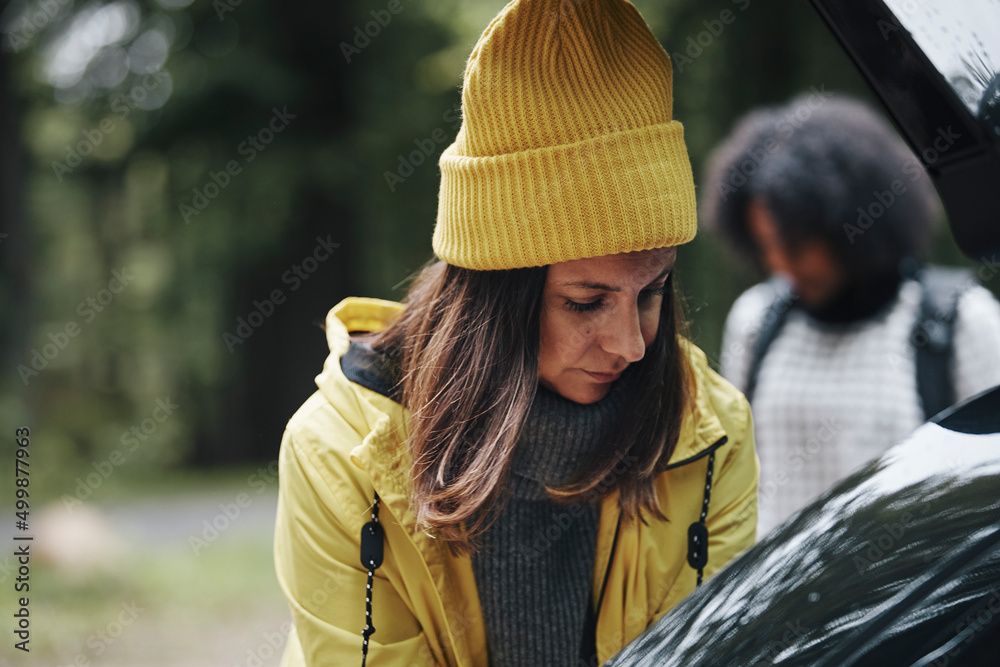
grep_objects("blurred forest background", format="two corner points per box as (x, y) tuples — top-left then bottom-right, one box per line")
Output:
(0, 0), (994, 664)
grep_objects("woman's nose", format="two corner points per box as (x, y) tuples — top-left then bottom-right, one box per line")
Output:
(600, 307), (646, 364)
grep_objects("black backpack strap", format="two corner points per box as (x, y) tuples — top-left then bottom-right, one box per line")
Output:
(743, 278), (798, 405)
(912, 267), (975, 420)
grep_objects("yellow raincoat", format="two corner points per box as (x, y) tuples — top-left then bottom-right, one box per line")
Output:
(274, 297), (759, 666)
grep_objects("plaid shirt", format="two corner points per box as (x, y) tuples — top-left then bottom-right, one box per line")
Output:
(721, 278), (1000, 538)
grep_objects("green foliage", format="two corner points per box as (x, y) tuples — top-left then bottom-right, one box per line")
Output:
(2, 0), (996, 489)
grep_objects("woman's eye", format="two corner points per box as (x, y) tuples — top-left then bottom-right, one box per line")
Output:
(639, 286), (667, 301)
(565, 286), (665, 313)
(565, 298), (603, 313)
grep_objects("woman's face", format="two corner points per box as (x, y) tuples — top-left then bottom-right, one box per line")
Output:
(538, 246), (676, 404)
(747, 197), (846, 307)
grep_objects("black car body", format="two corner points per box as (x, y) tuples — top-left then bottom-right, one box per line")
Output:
(608, 387), (1000, 666)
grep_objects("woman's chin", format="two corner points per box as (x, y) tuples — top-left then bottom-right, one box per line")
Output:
(544, 380), (612, 405)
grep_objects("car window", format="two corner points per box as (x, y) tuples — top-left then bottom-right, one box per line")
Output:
(882, 0), (1000, 138)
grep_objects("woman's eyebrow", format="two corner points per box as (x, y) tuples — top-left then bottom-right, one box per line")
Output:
(560, 262), (674, 292)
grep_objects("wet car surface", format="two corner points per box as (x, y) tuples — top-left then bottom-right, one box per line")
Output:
(609, 388), (1000, 666)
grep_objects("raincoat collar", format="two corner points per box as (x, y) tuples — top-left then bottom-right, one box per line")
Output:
(316, 297), (419, 530)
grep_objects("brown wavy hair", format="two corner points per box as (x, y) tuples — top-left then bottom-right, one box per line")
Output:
(366, 258), (692, 553)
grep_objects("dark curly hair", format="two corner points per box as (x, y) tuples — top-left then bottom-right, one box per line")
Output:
(700, 93), (942, 281)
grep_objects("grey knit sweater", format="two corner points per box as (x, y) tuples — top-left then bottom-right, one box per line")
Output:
(470, 368), (635, 666)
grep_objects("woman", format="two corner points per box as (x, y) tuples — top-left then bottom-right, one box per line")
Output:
(274, 1), (758, 665)
(703, 95), (1000, 538)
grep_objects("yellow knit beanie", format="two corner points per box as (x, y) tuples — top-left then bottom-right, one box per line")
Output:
(433, 0), (697, 270)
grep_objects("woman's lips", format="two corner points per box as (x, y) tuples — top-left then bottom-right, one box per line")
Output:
(583, 369), (623, 383)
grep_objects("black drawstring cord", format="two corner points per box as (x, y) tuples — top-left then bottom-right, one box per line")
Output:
(687, 451), (715, 586)
(360, 492), (383, 667)
(360, 449), (716, 667)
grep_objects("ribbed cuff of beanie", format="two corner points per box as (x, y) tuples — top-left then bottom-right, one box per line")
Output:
(434, 121), (697, 270)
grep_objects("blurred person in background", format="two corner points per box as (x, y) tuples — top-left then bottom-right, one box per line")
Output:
(273, 0), (759, 665)
(703, 94), (1000, 538)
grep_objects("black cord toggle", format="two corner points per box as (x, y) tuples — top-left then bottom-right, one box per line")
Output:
(360, 520), (384, 569)
(687, 522), (709, 569)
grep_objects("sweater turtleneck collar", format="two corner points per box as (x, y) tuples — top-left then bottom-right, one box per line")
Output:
(509, 362), (638, 499)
